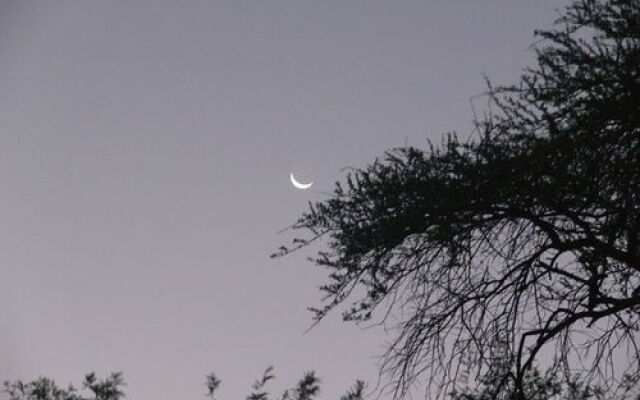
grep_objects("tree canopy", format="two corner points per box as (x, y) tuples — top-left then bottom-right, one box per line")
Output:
(451, 365), (608, 400)
(2, 367), (605, 400)
(2, 373), (125, 400)
(2, 369), (364, 400)
(274, 0), (640, 399)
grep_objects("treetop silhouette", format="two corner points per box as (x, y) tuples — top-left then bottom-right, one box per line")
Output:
(274, 0), (640, 398)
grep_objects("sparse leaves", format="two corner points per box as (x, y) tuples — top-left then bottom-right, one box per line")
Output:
(206, 373), (221, 400)
(2, 373), (124, 400)
(275, 0), (640, 399)
(340, 381), (365, 400)
(247, 366), (275, 400)
(291, 372), (320, 400)
(3, 370), (362, 400)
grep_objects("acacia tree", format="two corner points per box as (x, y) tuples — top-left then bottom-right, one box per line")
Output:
(274, 0), (640, 399)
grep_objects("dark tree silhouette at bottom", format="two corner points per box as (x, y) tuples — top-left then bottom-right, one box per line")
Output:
(3, 367), (624, 400)
(2, 369), (365, 400)
(2, 373), (124, 400)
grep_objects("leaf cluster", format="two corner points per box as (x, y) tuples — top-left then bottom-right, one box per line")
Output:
(3, 373), (124, 400)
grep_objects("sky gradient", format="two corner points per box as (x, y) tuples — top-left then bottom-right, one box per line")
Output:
(0, 1), (565, 399)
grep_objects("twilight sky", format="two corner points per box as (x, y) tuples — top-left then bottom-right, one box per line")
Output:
(0, 1), (565, 399)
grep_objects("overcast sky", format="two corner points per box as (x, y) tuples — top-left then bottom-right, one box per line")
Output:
(0, 1), (565, 399)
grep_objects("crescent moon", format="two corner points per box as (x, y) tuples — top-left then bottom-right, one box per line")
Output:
(290, 173), (313, 190)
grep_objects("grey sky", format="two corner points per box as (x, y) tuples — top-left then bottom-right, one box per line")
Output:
(0, 1), (565, 399)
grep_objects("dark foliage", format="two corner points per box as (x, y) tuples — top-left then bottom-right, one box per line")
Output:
(274, 0), (640, 399)
(450, 365), (607, 400)
(2, 370), (362, 400)
(3, 373), (124, 400)
(247, 366), (276, 400)
(206, 373), (221, 400)
(339, 381), (365, 400)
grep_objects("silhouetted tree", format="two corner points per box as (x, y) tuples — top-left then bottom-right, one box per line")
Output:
(247, 366), (276, 400)
(2, 370), (361, 400)
(205, 373), (221, 400)
(290, 372), (321, 400)
(219, 367), (356, 400)
(3, 373), (124, 400)
(339, 381), (365, 400)
(450, 365), (607, 400)
(5, 368), (620, 400)
(274, 0), (640, 399)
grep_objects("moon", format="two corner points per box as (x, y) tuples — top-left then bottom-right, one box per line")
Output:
(290, 173), (313, 190)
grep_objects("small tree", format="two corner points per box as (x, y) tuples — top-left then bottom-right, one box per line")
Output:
(339, 381), (365, 400)
(274, 0), (640, 398)
(216, 367), (357, 400)
(205, 373), (221, 400)
(3, 370), (361, 400)
(3, 373), (124, 400)
(247, 366), (276, 400)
